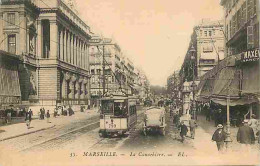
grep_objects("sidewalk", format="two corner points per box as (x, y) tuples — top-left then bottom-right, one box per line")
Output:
(195, 114), (259, 153)
(0, 108), (99, 142)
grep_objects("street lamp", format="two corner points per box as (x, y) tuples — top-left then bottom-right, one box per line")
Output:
(190, 44), (196, 120)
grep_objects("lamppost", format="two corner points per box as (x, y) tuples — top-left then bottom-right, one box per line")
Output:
(190, 44), (196, 120)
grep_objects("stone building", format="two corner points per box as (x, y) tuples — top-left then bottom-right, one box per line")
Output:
(220, 0), (259, 57)
(89, 35), (132, 106)
(0, 0), (91, 107)
(195, 19), (225, 78)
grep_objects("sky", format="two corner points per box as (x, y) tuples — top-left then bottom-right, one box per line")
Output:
(74, 0), (223, 86)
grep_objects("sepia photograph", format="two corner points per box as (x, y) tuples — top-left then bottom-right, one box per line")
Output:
(0, 0), (259, 165)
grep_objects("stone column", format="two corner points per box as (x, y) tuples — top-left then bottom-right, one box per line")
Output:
(77, 39), (80, 67)
(70, 33), (73, 64)
(78, 40), (80, 67)
(78, 77), (83, 100)
(65, 72), (71, 99)
(59, 28), (63, 60)
(75, 38), (78, 66)
(64, 30), (67, 62)
(71, 35), (74, 65)
(19, 12), (27, 55)
(80, 41), (83, 68)
(67, 32), (71, 63)
(37, 19), (42, 58)
(71, 75), (77, 99)
(83, 43), (86, 69)
(86, 44), (89, 70)
(73, 36), (76, 65)
(49, 20), (58, 59)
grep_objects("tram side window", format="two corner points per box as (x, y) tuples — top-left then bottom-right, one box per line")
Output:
(101, 100), (113, 114)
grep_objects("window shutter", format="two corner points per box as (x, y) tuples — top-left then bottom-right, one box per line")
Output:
(247, 26), (254, 49)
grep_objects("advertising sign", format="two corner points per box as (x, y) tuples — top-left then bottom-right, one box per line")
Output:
(241, 48), (259, 62)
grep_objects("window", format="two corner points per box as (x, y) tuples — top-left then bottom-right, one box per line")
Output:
(200, 30), (202, 36)
(213, 30), (215, 36)
(7, 13), (15, 26)
(91, 69), (95, 75)
(209, 31), (212, 37)
(8, 34), (16, 54)
(204, 31), (207, 37)
(97, 69), (101, 75)
(92, 77), (95, 83)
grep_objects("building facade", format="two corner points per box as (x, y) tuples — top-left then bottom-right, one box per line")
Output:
(89, 35), (136, 106)
(221, 0), (259, 57)
(195, 19), (225, 78)
(0, 0), (91, 107)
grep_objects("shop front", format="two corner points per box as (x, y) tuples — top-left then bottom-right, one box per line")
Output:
(197, 49), (259, 126)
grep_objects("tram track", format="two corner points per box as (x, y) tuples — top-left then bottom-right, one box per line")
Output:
(20, 121), (100, 152)
(20, 107), (146, 152)
(88, 111), (145, 151)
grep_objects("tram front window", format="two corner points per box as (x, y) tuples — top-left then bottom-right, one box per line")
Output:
(101, 100), (113, 114)
(114, 102), (127, 117)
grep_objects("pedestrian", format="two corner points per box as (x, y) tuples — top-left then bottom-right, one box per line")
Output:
(178, 121), (188, 143)
(42, 107), (45, 119)
(25, 109), (33, 129)
(189, 117), (197, 139)
(46, 110), (50, 123)
(212, 124), (226, 152)
(5, 108), (11, 124)
(54, 107), (58, 118)
(237, 119), (255, 152)
(248, 114), (258, 137)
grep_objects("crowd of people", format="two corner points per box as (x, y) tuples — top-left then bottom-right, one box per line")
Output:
(1, 105), (77, 128)
(167, 101), (260, 153)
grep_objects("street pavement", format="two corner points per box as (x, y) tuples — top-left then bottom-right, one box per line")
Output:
(0, 108), (99, 152)
(0, 106), (259, 166)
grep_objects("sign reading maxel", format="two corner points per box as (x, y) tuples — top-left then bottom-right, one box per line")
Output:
(241, 48), (259, 62)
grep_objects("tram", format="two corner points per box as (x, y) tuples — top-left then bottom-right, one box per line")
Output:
(99, 95), (137, 137)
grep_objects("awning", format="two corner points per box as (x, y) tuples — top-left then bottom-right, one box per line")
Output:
(211, 96), (258, 106)
(241, 63), (260, 96)
(211, 66), (240, 98)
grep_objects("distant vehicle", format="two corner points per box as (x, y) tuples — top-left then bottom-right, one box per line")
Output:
(143, 107), (166, 136)
(99, 95), (137, 137)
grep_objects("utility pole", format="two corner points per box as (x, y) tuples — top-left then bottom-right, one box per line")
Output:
(225, 86), (232, 150)
(102, 45), (105, 95)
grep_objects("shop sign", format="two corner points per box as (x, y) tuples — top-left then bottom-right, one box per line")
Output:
(241, 48), (259, 62)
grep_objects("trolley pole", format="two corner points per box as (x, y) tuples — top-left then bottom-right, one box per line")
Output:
(102, 45), (106, 95)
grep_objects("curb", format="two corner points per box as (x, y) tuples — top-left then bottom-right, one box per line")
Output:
(0, 124), (56, 142)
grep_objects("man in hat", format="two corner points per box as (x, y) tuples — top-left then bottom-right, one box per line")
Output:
(212, 124), (227, 152)
(237, 119), (255, 151)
